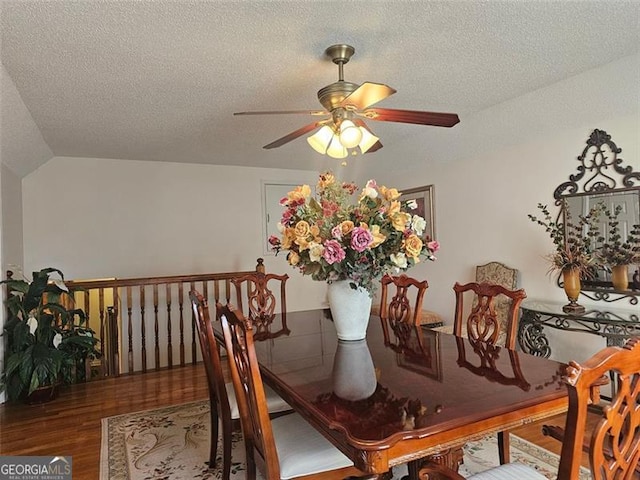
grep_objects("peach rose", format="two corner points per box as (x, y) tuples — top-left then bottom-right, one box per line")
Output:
(339, 220), (355, 236)
(391, 212), (411, 231)
(403, 234), (423, 260)
(294, 220), (311, 238)
(288, 251), (300, 266)
(287, 185), (311, 203)
(380, 186), (401, 201)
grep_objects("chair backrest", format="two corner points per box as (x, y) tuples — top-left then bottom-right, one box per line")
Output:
(474, 262), (519, 340)
(218, 302), (281, 478)
(453, 282), (526, 348)
(475, 262), (519, 289)
(557, 337), (640, 479)
(231, 258), (289, 341)
(379, 274), (429, 347)
(189, 290), (232, 424)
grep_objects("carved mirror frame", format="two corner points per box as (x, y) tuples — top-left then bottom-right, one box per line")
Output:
(554, 129), (639, 305)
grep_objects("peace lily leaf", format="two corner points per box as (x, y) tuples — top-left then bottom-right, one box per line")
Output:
(1, 267), (100, 401)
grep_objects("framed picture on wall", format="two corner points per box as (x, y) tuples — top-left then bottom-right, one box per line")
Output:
(400, 185), (436, 241)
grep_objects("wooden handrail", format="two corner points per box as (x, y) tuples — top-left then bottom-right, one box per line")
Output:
(5, 261), (266, 380)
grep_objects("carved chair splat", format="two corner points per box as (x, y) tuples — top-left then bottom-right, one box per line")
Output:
(379, 274), (429, 348)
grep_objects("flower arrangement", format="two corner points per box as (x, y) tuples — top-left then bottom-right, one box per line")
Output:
(597, 205), (640, 267)
(528, 202), (603, 277)
(269, 172), (439, 293)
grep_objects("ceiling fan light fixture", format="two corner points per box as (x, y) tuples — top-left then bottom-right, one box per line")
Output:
(338, 119), (362, 148)
(357, 127), (379, 153)
(326, 135), (348, 159)
(307, 125), (334, 154)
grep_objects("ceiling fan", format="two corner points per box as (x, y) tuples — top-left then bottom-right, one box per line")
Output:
(234, 44), (460, 159)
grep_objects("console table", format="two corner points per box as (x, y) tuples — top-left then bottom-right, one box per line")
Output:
(518, 299), (640, 358)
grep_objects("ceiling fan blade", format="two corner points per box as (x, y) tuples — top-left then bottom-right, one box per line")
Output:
(365, 140), (383, 153)
(263, 121), (328, 149)
(340, 82), (396, 110)
(234, 110), (328, 116)
(360, 108), (460, 127)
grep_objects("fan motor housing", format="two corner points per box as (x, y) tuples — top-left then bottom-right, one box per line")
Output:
(317, 81), (360, 111)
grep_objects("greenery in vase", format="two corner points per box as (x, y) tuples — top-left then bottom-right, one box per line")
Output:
(528, 202), (603, 278)
(1, 268), (100, 401)
(596, 204), (640, 267)
(269, 171), (439, 294)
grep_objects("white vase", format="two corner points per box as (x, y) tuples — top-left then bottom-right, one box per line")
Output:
(326, 280), (373, 341)
(332, 340), (377, 401)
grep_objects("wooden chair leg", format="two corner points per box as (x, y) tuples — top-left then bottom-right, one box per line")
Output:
(221, 409), (233, 480)
(497, 430), (510, 464)
(207, 399), (219, 468)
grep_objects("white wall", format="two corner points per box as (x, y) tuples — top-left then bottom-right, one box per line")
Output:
(1, 164), (24, 275)
(22, 160), (328, 311)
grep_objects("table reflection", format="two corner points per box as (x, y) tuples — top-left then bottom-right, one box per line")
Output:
(332, 340), (377, 401)
(456, 337), (531, 391)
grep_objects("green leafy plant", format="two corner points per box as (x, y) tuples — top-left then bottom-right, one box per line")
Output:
(1, 268), (100, 401)
(528, 203), (603, 277)
(596, 205), (640, 267)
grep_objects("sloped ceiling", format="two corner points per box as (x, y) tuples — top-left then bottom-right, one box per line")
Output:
(1, 1), (639, 177)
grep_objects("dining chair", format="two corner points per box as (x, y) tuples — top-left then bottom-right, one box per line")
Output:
(418, 336), (640, 480)
(218, 302), (370, 480)
(189, 291), (291, 480)
(453, 281), (527, 465)
(231, 258), (290, 341)
(379, 274), (429, 347)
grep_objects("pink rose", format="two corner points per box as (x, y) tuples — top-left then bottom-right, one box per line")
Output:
(427, 240), (440, 253)
(350, 227), (373, 252)
(331, 225), (343, 240)
(322, 239), (346, 265)
(268, 235), (280, 247)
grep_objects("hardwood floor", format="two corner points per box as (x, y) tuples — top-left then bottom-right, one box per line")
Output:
(0, 364), (590, 479)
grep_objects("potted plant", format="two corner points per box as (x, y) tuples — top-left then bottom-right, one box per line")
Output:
(596, 205), (640, 291)
(528, 202), (602, 313)
(1, 268), (100, 403)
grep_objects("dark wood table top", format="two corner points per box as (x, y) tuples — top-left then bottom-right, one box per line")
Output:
(225, 309), (569, 474)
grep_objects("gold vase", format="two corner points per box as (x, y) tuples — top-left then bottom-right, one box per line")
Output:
(611, 264), (629, 291)
(562, 268), (585, 314)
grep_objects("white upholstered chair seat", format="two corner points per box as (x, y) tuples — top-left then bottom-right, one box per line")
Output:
(271, 412), (354, 479)
(225, 381), (291, 419)
(466, 463), (547, 479)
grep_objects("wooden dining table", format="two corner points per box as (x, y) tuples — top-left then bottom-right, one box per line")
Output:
(217, 308), (569, 478)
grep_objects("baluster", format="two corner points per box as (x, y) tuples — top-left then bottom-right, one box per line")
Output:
(178, 283), (185, 366)
(99, 288), (106, 376)
(140, 285), (147, 373)
(127, 286), (134, 374)
(191, 281), (197, 365)
(213, 280), (220, 305)
(153, 284), (160, 370)
(225, 279), (232, 303)
(166, 283), (173, 369)
(111, 286), (120, 377)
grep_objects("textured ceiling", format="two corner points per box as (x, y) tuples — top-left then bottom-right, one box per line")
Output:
(1, 0), (639, 175)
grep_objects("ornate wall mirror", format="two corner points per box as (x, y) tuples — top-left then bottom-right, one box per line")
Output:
(555, 129), (639, 304)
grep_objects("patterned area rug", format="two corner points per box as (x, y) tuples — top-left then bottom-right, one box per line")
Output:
(100, 400), (591, 480)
